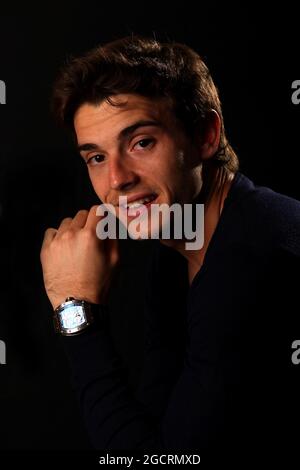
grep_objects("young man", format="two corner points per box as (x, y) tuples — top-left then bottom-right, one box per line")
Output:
(40, 36), (300, 460)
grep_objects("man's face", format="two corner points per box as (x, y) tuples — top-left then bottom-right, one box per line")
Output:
(74, 93), (203, 239)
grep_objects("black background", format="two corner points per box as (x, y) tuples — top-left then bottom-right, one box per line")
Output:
(0, 6), (299, 450)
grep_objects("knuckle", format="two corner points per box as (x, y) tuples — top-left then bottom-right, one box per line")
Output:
(60, 229), (75, 241)
(60, 217), (72, 227)
(82, 228), (98, 246)
(91, 204), (100, 214)
(76, 209), (88, 217)
(63, 216), (72, 223)
(44, 227), (53, 237)
(82, 227), (95, 240)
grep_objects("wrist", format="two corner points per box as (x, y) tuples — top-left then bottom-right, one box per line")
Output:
(49, 293), (101, 311)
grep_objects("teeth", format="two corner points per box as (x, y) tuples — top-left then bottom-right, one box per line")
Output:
(127, 202), (144, 209)
(122, 195), (155, 209)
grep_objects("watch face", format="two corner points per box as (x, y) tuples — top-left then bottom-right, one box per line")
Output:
(59, 305), (86, 331)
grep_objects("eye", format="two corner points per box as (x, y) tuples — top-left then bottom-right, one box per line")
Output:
(133, 138), (154, 150)
(86, 154), (105, 166)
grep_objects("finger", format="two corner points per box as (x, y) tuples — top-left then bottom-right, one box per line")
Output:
(85, 205), (103, 232)
(41, 227), (57, 248)
(71, 209), (89, 229)
(57, 217), (73, 234)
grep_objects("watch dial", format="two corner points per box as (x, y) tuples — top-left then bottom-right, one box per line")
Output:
(59, 305), (86, 330)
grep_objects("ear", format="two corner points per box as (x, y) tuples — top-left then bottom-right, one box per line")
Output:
(196, 109), (221, 160)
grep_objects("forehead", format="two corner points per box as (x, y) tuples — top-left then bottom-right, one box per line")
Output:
(74, 94), (174, 139)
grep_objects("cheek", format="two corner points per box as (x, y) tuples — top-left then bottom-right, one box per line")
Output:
(88, 170), (108, 200)
(142, 151), (185, 195)
(150, 147), (183, 175)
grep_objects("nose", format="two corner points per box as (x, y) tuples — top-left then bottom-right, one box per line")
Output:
(109, 156), (139, 191)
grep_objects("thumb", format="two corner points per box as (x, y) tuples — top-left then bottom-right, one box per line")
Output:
(85, 204), (102, 232)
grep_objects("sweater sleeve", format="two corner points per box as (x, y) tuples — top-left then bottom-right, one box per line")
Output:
(61, 308), (163, 451)
(60, 243), (190, 451)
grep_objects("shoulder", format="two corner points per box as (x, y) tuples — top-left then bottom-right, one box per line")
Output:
(228, 173), (300, 256)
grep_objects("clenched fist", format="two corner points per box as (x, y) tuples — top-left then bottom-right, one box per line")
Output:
(40, 205), (119, 310)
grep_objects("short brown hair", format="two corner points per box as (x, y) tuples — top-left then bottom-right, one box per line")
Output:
(52, 36), (239, 172)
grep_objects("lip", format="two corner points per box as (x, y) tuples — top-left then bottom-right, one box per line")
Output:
(116, 192), (157, 206)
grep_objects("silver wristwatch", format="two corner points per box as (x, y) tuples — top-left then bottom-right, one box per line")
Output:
(53, 297), (96, 336)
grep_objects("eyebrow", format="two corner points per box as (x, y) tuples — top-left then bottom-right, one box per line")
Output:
(77, 119), (162, 153)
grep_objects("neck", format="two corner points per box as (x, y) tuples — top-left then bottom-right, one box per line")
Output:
(160, 165), (235, 283)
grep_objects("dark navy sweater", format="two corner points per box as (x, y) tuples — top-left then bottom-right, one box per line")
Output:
(61, 172), (300, 461)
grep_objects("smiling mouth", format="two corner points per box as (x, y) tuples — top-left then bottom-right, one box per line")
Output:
(118, 193), (158, 218)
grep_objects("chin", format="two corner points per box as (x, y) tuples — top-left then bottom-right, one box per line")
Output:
(127, 219), (161, 241)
